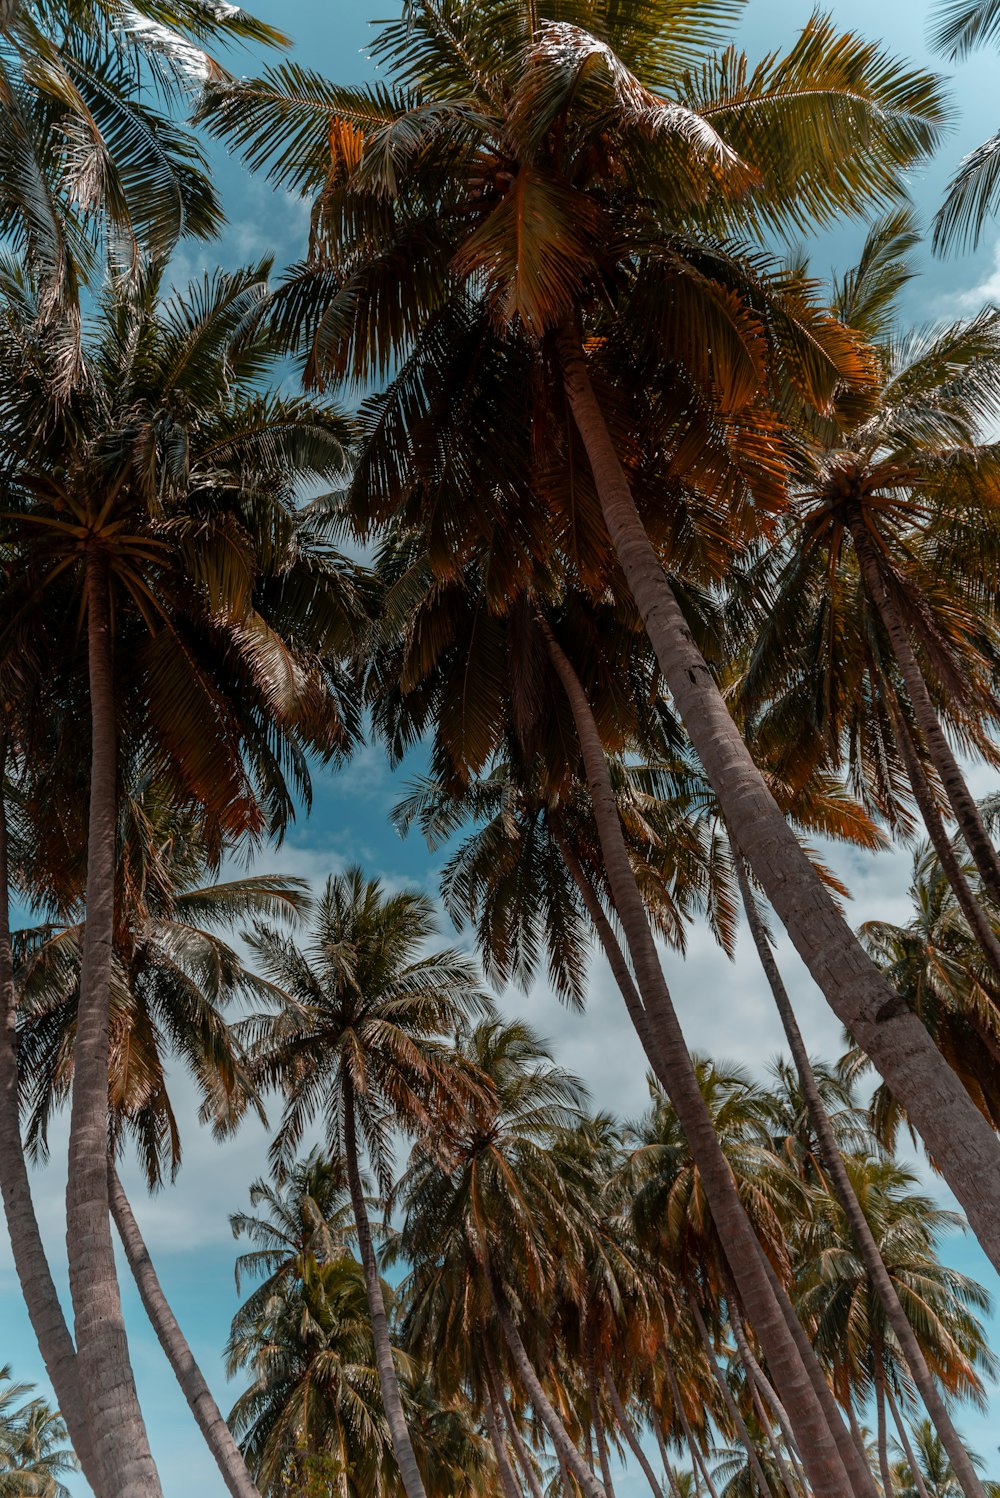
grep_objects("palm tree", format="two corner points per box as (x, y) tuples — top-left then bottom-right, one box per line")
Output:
(242, 867), (488, 1498)
(797, 1158), (996, 1498)
(890, 1420), (1000, 1498)
(12, 794), (313, 1498)
(227, 1252), (389, 1497)
(0, 1365), (77, 1498)
(195, 0), (1000, 1281)
(0, 257), (365, 1498)
(397, 1017), (604, 1498)
(741, 211), (1000, 935)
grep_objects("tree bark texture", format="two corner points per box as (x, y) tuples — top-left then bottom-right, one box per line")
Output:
(66, 548), (162, 1498)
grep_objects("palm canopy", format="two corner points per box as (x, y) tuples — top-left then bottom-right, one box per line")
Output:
(239, 866), (490, 1188)
(739, 210), (1000, 819)
(196, 0), (944, 618)
(0, 0), (287, 312)
(0, 1364), (77, 1498)
(0, 255), (366, 864)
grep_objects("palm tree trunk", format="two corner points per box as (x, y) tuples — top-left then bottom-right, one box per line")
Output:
(492, 1291), (607, 1498)
(586, 1331), (616, 1498)
(342, 1079), (427, 1498)
(108, 1163), (261, 1498)
(654, 1419), (687, 1498)
(66, 546), (162, 1498)
(887, 694), (1000, 982)
(662, 1356), (720, 1498)
(492, 1362), (545, 1498)
(726, 1288), (803, 1481)
(885, 1388), (930, 1498)
(852, 523), (1000, 910)
(603, 1367), (666, 1498)
(754, 1244), (878, 1498)
(730, 835), (987, 1498)
(542, 617), (857, 1498)
(688, 1298), (771, 1498)
(0, 754), (99, 1492)
(846, 1400), (868, 1465)
(485, 1380), (524, 1498)
(873, 1350), (893, 1498)
(556, 323), (1000, 1274)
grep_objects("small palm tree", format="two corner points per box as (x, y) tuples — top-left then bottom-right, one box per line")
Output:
(244, 867), (489, 1498)
(0, 1365), (77, 1498)
(891, 1419), (1000, 1498)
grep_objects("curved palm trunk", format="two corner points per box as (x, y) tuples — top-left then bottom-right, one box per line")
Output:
(543, 620), (856, 1498)
(662, 1356), (720, 1498)
(688, 1299), (771, 1498)
(342, 1081), (427, 1498)
(492, 1292), (607, 1498)
(887, 695), (1000, 981)
(852, 524), (1000, 910)
(725, 1317), (800, 1498)
(66, 548), (162, 1498)
(556, 325), (1000, 1274)
(885, 1387), (930, 1498)
(0, 759), (99, 1491)
(107, 1164), (261, 1498)
(586, 1332), (616, 1498)
(485, 1380), (524, 1498)
(730, 836), (987, 1498)
(603, 1368), (666, 1498)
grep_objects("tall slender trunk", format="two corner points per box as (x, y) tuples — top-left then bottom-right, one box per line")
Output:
(0, 756), (99, 1491)
(654, 1419), (686, 1498)
(662, 1356), (720, 1498)
(688, 1298), (771, 1498)
(726, 1289), (802, 1474)
(852, 523), (1000, 910)
(603, 1367), (666, 1498)
(108, 1164), (261, 1498)
(754, 1245), (877, 1498)
(66, 547), (161, 1498)
(887, 694), (1000, 981)
(872, 1347), (893, 1498)
(846, 1400), (868, 1465)
(586, 1331), (616, 1498)
(885, 1388), (930, 1498)
(543, 618), (855, 1498)
(556, 325), (1000, 1274)
(485, 1379), (523, 1498)
(342, 1081), (426, 1498)
(492, 1291), (607, 1498)
(731, 836), (987, 1498)
(492, 1360), (545, 1498)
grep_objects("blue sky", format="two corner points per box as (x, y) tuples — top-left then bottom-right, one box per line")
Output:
(6, 0), (1000, 1490)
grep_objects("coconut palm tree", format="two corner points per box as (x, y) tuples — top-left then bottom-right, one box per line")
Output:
(890, 1419), (1000, 1498)
(397, 1017), (604, 1498)
(797, 1158), (996, 1498)
(193, 0), (1000, 1287)
(241, 868), (489, 1498)
(227, 1252), (390, 1497)
(741, 211), (1000, 935)
(0, 255), (365, 1498)
(0, 1365), (76, 1498)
